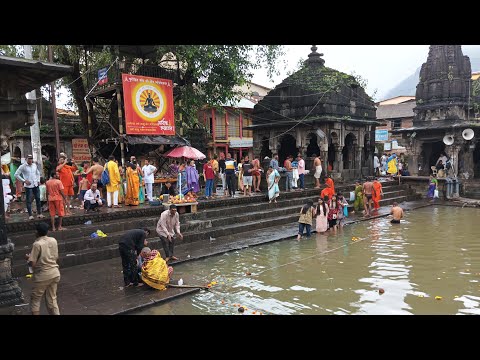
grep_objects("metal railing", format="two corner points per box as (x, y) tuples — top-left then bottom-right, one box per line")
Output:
(87, 61), (182, 90)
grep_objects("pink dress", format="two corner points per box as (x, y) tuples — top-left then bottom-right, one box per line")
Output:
(315, 204), (329, 233)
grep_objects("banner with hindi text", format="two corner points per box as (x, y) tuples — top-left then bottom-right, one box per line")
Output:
(72, 139), (91, 162)
(122, 74), (175, 135)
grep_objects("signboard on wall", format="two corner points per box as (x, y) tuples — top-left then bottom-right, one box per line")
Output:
(384, 142), (391, 151)
(122, 74), (175, 135)
(72, 139), (91, 162)
(229, 137), (253, 148)
(375, 129), (389, 142)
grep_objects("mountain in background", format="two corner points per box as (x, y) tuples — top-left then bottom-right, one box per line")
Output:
(382, 46), (480, 100)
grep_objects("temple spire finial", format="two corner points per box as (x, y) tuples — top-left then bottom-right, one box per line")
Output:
(306, 45), (325, 66)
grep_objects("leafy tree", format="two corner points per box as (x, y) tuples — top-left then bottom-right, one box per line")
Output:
(1, 45), (285, 144)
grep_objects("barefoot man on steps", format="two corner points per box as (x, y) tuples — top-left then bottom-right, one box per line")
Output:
(313, 154), (322, 189)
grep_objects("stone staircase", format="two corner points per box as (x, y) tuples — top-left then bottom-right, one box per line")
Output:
(8, 180), (420, 277)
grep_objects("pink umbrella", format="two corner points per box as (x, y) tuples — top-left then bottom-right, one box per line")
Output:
(163, 146), (206, 160)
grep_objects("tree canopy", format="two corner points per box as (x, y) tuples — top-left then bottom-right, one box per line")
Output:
(1, 45), (285, 137)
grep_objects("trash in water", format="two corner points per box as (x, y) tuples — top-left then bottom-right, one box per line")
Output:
(84, 220), (92, 225)
(435, 296), (443, 300)
(25, 274), (32, 278)
(90, 232), (99, 238)
(209, 236), (216, 241)
(15, 303), (29, 307)
(177, 278), (184, 286)
(66, 254), (76, 256)
(187, 254), (191, 258)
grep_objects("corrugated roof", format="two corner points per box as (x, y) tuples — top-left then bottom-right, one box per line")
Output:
(377, 95), (416, 105)
(376, 101), (416, 119)
(0, 55), (72, 94)
(221, 97), (256, 109)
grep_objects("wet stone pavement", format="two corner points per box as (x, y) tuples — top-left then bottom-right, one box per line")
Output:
(0, 198), (435, 315)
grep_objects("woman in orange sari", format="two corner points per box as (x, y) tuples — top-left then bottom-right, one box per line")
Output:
(372, 179), (383, 210)
(125, 163), (140, 206)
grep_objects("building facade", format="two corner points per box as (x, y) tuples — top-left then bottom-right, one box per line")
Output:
(198, 97), (256, 161)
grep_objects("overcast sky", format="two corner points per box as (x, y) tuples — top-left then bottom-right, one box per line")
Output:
(251, 45), (431, 101)
(56, 45), (476, 108)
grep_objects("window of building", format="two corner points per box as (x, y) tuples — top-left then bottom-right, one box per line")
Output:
(243, 117), (252, 138)
(228, 112), (240, 138)
(208, 117), (213, 134)
(215, 112), (226, 139)
(392, 119), (402, 130)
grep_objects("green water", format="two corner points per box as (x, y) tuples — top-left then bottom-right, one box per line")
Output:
(135, 206), (480, 315)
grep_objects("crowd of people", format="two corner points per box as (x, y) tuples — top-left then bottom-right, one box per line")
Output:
(1, 152), (168, 224)
(20, 149), (415, 315)
(297, 175), (404, 240)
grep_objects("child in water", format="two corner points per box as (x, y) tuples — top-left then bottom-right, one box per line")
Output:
(297, 200), (314, 240)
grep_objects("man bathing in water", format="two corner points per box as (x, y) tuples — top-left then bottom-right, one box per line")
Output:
(362, 179), (374, 216)
(390, 202), (404, 224)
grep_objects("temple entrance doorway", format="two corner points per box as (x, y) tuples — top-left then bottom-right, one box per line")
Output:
(260, 136), (272, 161)
(474, 143), (480, 178)
(306, 133), (320, 157)
(328, 132), (338, 172)
(279, 134), (297, 165)
(421, 141), (445, 174)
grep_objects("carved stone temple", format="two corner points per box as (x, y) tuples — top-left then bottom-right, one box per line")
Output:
(245, 46), (381, 181)
(394, 45), (480, 179)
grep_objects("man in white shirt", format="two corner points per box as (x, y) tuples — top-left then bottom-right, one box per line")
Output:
(380, 154), (388, 174)
(83, 183), (103, 212)
(436, 153), (448, 169)
(156, 204), (183, 262)
(297, 153), (305, 190)
(142, 158), (157, 202)
(15, 154), (44, 220)
(373, 154), (380, 176)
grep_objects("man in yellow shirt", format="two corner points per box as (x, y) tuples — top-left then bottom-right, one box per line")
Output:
(106, 155), (122, 208)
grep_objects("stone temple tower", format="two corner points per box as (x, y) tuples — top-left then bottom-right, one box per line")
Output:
(414, 45), (472, 123)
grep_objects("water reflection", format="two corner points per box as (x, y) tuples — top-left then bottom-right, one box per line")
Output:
(135, 207), (480, 315)
(353, 217), (413, 315)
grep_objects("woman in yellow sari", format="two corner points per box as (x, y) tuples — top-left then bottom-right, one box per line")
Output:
(140, 248), (173, 290)
(125, 164), (140, 206)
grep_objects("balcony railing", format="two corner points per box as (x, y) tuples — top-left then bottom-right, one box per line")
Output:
(87, 60), (183, 91)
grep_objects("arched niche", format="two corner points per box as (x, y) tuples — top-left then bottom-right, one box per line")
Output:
(342, 133), (357, 169)
(306, 133), (321, 157)
(278, 134), (298, 165)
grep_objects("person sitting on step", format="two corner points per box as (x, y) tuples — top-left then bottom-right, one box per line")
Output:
(83, 183), (103, 212)
(140, 247), (174, 290)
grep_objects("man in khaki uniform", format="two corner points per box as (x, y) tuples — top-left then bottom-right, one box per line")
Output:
(26, 222), (61, 315)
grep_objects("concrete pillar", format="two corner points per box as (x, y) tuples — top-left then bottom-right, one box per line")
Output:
(459, 143), (474, 179)
(335, 147), (343, 173)
(445, 144), (460, 177)
(357, 146), (363, 178)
